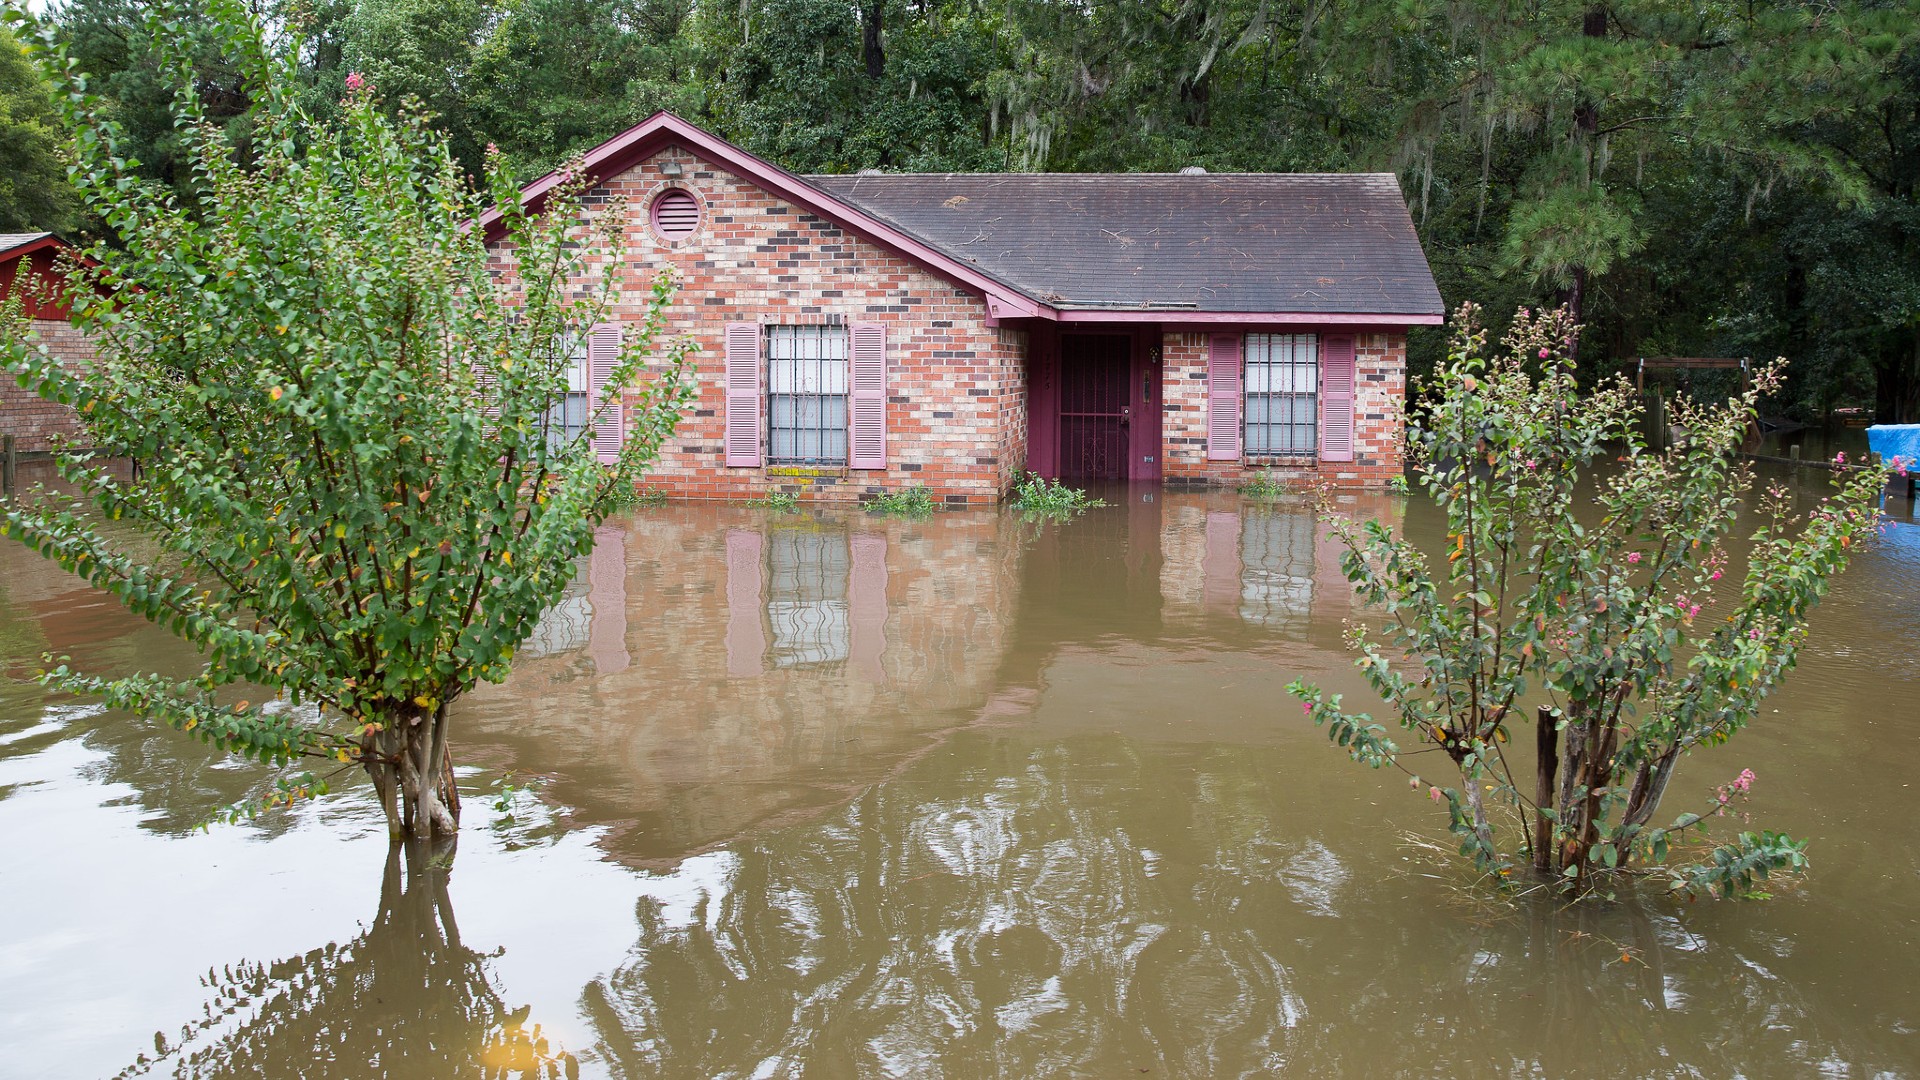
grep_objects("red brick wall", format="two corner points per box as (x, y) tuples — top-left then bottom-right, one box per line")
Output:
(0, 319), (92, 453)
(1160, 329), (1405, 491)
(488, 147), (1028, 506)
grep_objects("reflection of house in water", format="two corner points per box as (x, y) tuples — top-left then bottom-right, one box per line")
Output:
(1235, 509), (1318, 630)
(521, 526), (631, 675)
(1157, 494), (1394, 640)
(521, 565), (592, 658)
(724, 527), (888, 677)
(463, 494), (1399, 866)
(459, 506), (1025, 866)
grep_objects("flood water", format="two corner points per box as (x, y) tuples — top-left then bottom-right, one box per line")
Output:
(3, 472), (1918, 1078)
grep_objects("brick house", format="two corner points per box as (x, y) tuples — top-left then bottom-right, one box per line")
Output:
(0, 232), (94, 453)
(481, 113), (1443, 504)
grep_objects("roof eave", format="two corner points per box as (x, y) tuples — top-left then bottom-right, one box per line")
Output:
(1048, 309), (1444, 326)
(0, 233), (65, 262)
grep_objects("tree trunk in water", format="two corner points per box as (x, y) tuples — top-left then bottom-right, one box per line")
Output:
(361, 705), (462, 840)
(1462, 779), (1497, 860)
(1622, 744), (1682, 835)
(1533, 706), (1559, 872)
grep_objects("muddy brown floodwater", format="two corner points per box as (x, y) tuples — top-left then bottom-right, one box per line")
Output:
(1, 469), (1917, 1078)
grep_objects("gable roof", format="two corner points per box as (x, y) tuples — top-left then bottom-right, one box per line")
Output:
(487, 112), (1442, 325)
(0, 232), (60, 262)
(807, 173), (1443, 320)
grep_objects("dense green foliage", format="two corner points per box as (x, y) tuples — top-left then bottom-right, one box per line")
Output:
(1010, 471), (1104, 517)
(0, 25), (77, 232)
(10, 0), (1914, 419)
(1289, 305), (1885, 897)
(865, 485), (935, 516)
(0, 2), (693, 838)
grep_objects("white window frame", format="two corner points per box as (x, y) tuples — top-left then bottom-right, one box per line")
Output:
(766, 325), (851, 466)
(1244, 333), (1319, 458)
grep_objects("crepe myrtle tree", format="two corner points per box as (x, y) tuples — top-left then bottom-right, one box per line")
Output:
(1289, 304), (1886, 899)
(0, 2), (694, 839)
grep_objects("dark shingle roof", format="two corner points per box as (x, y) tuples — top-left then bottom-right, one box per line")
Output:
(804, 173), (1442, 316)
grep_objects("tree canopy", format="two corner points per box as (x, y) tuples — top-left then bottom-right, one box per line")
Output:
(0, 24), (78, 233)
(9, 0), (1919, 416)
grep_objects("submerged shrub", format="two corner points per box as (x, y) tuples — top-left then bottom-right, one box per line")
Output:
(1010, 472), (1105, 517)
(1288, 303), (1884, 899)
(866, 486), (936, 516)
(746, 491), (799, 511)
(1239, 469), (1289, 499)
(608, 486), (669, 509)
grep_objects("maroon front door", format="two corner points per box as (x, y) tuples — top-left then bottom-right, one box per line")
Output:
(1058, 334), (1132, 480)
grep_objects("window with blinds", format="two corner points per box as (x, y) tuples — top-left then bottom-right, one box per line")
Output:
(1244, 333), (1319, 456)
(767, 325), (849, 465)
(542, 336), (591, 449)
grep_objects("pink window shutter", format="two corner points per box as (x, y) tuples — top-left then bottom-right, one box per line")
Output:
(849, 323), (887, 469)
(1207, 333), (1242, 461)
(587, 523), (630, 676)
(724, 529), (766, 677)
(724, 323), (762, 467)
(848, 532), (888, 682)
(1202, 509), (1241, 614)
(589, 322), (623, 464)
(1320, 335), (1356, 463)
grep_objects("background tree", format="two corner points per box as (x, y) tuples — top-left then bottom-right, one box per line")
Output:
(0, 0), (694, 839)
(466, 0), (701, 180)
(31, 0), (1920, 416)
(0, 24), (79, 233)
(51, 0), (259, 200)
(1289, 305), (1887, 897)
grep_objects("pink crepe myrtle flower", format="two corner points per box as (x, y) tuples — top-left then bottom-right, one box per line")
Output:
(1710, 569), (1722, 581)
(1733, 768), (1755, 794)
(1748, 627), (1764, 640)
(1834, 451), (1847, 465)
(1301, 702), (1312, 715)
(1538, 348), (1550, 359)
(345, 71), (365, 93)
(1626, 552), (1642, 564)
(1687, 603), (1702, 618)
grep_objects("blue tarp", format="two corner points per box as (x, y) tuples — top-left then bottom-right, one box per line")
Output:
(1867, 425), (1920, 468)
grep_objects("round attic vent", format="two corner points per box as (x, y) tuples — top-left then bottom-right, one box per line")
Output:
(650, 189), (701, 241)
(1179, 166), (1208, 175)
